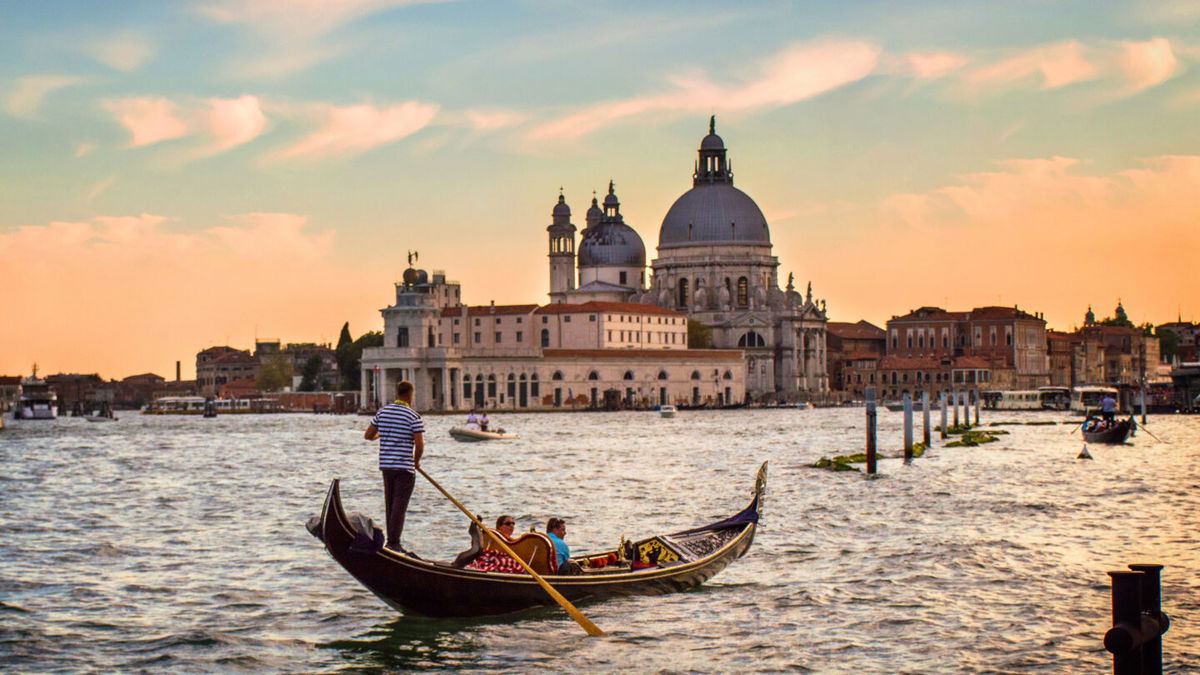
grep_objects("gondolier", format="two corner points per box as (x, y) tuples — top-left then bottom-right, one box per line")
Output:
(364, 380), (425, 550)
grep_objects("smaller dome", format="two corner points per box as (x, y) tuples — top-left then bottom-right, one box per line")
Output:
(552, 193), (570, 217)
(586, 197), (602, 219)
(416, 269), (429, 284)
(402, 267), (419, 285)
(700, 133), (725, 150)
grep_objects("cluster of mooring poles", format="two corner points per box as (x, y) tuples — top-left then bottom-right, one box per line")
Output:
(862, 386), (982, 474)
(1105, 563), (1170, 674)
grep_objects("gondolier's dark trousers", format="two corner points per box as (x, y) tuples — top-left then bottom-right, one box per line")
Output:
(381, 469), (416, 549)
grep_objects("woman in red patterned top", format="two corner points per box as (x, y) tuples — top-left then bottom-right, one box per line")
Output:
(466, 516), (527, 574)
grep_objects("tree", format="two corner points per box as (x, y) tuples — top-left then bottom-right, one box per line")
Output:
(1156, 326), (1180, 361)
(298, 355), (323, 391)
(257, 353), (294, 392)
(336, 326), (384, 389)
(687, 319), (712, 349)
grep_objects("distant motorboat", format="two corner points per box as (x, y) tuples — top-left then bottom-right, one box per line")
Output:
(449, 426), (518, 442)
(15, 369), (57, 420)
(659, 405), (677, 418)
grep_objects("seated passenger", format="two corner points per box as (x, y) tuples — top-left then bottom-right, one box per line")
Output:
(465, 516), (526, 574)
(465, 409), (480, 430)
(546, 517), (570, 568)
(480, 412), (490, 431)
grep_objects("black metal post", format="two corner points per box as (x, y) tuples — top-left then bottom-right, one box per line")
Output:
(1129, 564), (1166, 675)
(903, 392), (913, 461)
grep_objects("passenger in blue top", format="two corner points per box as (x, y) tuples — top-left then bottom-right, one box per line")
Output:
(365, 380), (425, 551)
(546, 517), (570, 569)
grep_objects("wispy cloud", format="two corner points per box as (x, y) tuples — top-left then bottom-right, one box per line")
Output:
(194, 0), (446, 77)
(269, 101), (438, 160)
(964, 41), (1098, 92)
(85, 177), (116, 201)
(104, 95), (270, 155)
(1115, 38), (1179, 92)
(82, 33), (155, 71)
(105, 97), (190, 146)
(529, 39), (881, 141)
(5, 74), (86, 118)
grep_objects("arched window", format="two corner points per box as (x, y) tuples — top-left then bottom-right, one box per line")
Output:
(623, 371), (634, 380)
(587, 371), (599, 380)
(690, 370), (701, 380)
(487, 374), (496, 398)
(678, 278), (689, 307)
(507, 373), (516, 397)
(738, 331), (765, 347)
(552, 371), (564, 381)
(540, 329), (549, 347)
(519, 373), (526, 381)
(737, 277), (749, 307)
(396, 327), (409, 347)
(657, 370), (669, 380)
(723, 370), (733, 380)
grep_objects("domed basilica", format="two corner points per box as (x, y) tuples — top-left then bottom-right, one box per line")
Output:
(547, 118), (829, 397)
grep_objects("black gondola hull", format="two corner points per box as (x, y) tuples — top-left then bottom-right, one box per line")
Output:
(315, 468), (763, 618)
(1082, 417), (1133, 444)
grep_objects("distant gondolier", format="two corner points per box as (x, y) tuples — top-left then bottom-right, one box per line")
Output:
(364, 380), (425, 551)
(1100, 393), (1118, 422)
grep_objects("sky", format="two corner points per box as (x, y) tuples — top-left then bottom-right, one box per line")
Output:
(3, 0), (1199, 380)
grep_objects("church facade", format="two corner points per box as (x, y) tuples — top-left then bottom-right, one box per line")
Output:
(547, 119), (830, 398)
(360, 120), (827, 411)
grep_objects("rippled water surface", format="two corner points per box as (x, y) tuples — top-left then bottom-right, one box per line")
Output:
(1, 408), (1198, 673)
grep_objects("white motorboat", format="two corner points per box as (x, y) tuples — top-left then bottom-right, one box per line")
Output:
(448, 426), (519, 442)
(659, 405), (677, 418)
(15, 368), (57, 420)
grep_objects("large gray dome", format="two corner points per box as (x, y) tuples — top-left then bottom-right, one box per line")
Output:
(578, 223), (646, 267)
(658, 183), (770, 248)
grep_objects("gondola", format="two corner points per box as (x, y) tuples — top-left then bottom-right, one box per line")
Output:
(447, 427), (519, 442)
(1081, 415), (1134, 444)
(309, 462), (766, 618)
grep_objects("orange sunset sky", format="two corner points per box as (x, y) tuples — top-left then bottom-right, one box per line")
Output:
(3, 1), (1199, 380)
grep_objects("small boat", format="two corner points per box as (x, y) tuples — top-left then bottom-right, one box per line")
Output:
(15, 368), (57, 420)
(884, 400), (941, 412)
(448, 426), (519, 442)
(308, 462), (766, 618)
(1081, 416), (1133, 444)
(659, 405), (677, 418)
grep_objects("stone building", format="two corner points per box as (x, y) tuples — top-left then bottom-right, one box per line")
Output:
(196, 346), (258, 396)
(826, 321), (886, 398)
(360, 268), (744, 411)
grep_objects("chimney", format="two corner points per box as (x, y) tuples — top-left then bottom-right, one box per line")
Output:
(175, 361), (181, 382)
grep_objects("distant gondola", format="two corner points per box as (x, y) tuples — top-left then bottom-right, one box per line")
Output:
(1081, 416), (1133, 444)
(309, 462), (766, 618)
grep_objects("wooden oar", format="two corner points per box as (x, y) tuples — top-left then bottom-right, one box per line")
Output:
(1133, 419), (1167, 444)
(416, 466), (605, 637)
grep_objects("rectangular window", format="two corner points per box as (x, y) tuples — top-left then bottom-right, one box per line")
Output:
(495, 318), (501, 324)
(542, 316), (548, 324)
(474, 318), (480, 326)
(607, 330), (612, 341)
(516, 317), (522, 324)
(564, 315), (572, 322)
(453, 319), (459, 325)
(516, 331), (523, 342)
(453, 333), (460, 344)
(474, 332), (481, 343)
(589, 315), (596, 322)
(495, 332), (502, 343)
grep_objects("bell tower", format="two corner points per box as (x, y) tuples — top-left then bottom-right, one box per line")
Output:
(547, 190), (576, 303)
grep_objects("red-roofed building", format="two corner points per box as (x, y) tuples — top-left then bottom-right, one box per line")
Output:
(196, 346), (258, 396)
(879, 305), (1051, 398)
(361, 260), (746, 411)
(826, 321), (886, 397)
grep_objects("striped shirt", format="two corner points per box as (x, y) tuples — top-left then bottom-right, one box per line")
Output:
(372, 402), (425, 471)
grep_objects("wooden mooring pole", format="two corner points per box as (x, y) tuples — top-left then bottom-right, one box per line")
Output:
(865, 386), (877, 475)
(940, 392), (948, 440)
(922, 391), (932, 447)
(903, 392), (913, 461)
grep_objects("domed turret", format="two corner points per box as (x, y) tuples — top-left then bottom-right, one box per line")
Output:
(402, 267), (420, 286)
(552, 192), (570, 219)
(577, 181), (645, 268)
(658, 118), (770, 249)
